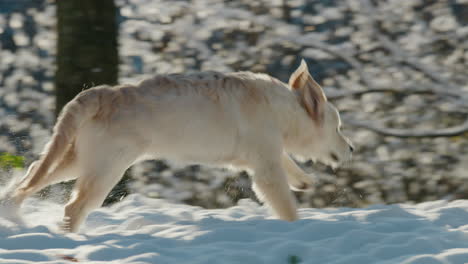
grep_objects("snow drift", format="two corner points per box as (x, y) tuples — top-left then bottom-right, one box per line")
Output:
(0, 194), (467, 263)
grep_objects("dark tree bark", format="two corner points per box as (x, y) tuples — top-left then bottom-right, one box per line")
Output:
(282, 0), (291, 23)
(55, 0), (118, 117)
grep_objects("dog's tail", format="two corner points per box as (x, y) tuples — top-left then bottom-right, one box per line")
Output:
(13, 86), (109, 201)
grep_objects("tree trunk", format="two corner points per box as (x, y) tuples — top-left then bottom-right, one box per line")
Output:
(55, 0), (118, 117)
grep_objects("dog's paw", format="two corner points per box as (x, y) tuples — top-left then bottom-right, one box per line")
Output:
(288, 174), (316, 192)
(290, 182), (311, 192)
(0, 197), (22, 221)
(59, 217), (72, 233)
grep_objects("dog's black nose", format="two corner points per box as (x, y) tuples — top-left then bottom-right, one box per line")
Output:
(349, 145), (354, 152)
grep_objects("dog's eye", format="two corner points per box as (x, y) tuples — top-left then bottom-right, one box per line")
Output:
(330, 152), (339, 162)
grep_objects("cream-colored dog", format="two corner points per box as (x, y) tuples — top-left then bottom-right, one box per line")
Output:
(9, 60), (353, 232)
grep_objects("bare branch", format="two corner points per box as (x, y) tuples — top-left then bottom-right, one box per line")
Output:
(376, 34), (457, 89)
(360, 0), (459, 90)
(294, 39), (375, 89)
(345, 118), (468, 138)
(327, 85), (459, 100)
(287, 35), (462, 102)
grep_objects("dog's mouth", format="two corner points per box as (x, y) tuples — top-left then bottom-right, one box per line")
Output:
(312, 151), (351, 170)
(325, 152), (349, 170)
(329, 151), (354, 170)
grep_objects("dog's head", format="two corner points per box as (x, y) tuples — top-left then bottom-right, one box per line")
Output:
(289, 59), (353, 168)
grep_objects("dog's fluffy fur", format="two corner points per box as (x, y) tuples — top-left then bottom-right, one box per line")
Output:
(9, 60), (353, 232)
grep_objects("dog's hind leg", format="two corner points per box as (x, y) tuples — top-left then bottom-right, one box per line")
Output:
(61, 147), (138, 232)
(62, 166), (132, 232)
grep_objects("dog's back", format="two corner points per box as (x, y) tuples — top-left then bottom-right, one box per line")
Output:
(93, 71), (294, 166)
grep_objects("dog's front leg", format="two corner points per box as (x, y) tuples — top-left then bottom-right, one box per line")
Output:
(252, 162), (298, 221)
(282, 152), (316, 191)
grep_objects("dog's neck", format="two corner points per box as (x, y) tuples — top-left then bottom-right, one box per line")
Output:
(255, 78), (316, 156)
(279, 103), (314, 156)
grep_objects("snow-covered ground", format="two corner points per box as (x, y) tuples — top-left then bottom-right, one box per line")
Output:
(1, 194), (468, 264)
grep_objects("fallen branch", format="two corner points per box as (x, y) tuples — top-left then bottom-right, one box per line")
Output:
(345, 118), (468, 138)
(327, 85), (457, 100)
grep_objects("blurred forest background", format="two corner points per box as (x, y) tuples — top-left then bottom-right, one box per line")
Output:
(0, 0), (467, 209)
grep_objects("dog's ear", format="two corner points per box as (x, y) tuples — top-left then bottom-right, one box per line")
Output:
(289, 59), (327, 122)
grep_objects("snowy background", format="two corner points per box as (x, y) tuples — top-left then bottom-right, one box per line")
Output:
(1, 194), (468, 264)
(0, 0), (468, 263)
